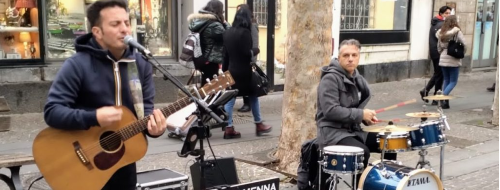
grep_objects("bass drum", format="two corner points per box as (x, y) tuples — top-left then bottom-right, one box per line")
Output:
(358, 160), (443, 190)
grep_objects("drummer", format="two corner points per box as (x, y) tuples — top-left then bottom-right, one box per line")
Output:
(316, 39), (397, 187)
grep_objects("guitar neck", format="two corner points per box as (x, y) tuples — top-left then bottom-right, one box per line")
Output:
(118, 96), (192, 140)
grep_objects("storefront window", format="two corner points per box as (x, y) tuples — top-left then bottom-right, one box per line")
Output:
(45, 0), (174, 59)
(0, 0), (41, 60)
(140, 0), (173, 57)
(340, 0), (409, 31)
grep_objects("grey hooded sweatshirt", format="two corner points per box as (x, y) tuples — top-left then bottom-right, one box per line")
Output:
(316, 58), (371, 147)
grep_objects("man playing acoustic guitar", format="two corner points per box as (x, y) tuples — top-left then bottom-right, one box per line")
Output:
(43, 0), (166, 189)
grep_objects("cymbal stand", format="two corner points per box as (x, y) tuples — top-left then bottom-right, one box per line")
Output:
(379, 132), (391, 179)
(415, 148), (432, 169)
(436, 98), (447, 180)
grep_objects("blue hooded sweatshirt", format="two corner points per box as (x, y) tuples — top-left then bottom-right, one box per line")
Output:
(44, 33), (155, 131)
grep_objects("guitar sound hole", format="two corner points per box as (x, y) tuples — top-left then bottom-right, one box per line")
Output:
(100, 131), (123, 152)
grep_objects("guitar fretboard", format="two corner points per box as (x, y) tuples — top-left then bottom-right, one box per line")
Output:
(117, 97), (192, 140)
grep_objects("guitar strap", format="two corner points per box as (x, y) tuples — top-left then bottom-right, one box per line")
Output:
(127, 60), (145, 119)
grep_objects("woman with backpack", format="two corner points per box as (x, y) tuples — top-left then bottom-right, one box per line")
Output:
(187, 0), (228, 85)
(436, 15), (467, 109)
(222, 6), (272, 139)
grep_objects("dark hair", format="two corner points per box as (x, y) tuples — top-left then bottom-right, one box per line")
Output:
(237, 4), (257, 24)
(439, 6), (452, 15)
(339, 39), (361, 50)
(203, 0), (224, 22)
(440, 15), (460, 40)
(232, 7), (252, 29)
(86, 0), (128, 27)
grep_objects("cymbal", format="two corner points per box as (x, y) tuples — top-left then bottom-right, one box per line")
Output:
(423, 94), (455, 100)
(363, 124), (419, 133)
(406, 112), (441, 118)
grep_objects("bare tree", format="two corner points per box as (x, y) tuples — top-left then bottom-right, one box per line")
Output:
(275, 0), (333, 175)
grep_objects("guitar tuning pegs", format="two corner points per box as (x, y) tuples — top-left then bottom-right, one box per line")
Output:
(206, 78), (211, 84)
(213, 75), (219, 81)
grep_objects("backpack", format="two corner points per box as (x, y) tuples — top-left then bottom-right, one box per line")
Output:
(179, 21), (214, 70)
(297, 138), (320, 190)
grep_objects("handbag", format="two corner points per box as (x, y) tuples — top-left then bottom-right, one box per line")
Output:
(447, 33), (465, 59)
(250, 63), (269, 97)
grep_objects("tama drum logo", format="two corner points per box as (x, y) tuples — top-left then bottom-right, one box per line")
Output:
(407, 177), (430, 187)
(331, 159), (337, 166)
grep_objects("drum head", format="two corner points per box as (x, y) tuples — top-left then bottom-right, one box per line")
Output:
(398, 169), (443, 190)
(324, 145), (364, 153)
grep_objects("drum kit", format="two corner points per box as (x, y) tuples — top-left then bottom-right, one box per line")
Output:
(319, 94), (455, 190)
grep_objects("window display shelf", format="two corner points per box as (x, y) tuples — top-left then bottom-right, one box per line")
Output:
(0, 27), (39, 33)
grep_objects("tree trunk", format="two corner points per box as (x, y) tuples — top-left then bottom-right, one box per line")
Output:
(275, 0), (333, 175)
(492, 56), (499, 126)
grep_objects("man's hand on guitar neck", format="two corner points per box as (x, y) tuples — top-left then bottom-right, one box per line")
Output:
(147, 109), (167, 137)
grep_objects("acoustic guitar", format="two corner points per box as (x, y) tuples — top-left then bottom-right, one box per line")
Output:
(32, 72), (234, 190)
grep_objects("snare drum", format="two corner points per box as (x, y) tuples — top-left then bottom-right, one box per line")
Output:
(358, 160), (444, 190)
(377, 132), (409, 152)
(409, 120), (448, 149)
(322, 145), (364, 174)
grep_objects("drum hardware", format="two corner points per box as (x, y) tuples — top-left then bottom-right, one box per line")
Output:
(415, 149), (432, 169)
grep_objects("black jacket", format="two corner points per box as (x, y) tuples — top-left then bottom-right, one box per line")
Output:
(222, 26), (255, 96)
(429, 16), (445, 59)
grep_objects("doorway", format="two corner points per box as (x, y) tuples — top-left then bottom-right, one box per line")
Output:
(473, 0), (499, 68)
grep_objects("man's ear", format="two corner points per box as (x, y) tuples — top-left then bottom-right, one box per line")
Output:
(92, 26), (102, 39)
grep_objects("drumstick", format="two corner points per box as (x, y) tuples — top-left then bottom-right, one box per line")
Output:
(375, 99), (417, 114)
(376, 118), (414, 123)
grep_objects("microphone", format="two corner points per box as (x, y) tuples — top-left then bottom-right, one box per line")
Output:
(123, 35), (152, 57)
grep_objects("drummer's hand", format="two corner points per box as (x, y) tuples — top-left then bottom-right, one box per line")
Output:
(363, 109), (376, 121)
(363, 116), (379, 126)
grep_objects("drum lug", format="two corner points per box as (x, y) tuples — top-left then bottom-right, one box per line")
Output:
(358, 163), (364, 170)
(438, 135), (443, 141)
(344, 157), (346, 162)
(376, 138), (380, 143)
(419, 128), (424, 133)
(343, 164), (346, 170)
(397, 161), (403, 165)
(407, 139), (412, 147)
(381, 168), (391, 179)
(421, 138), (426, 145)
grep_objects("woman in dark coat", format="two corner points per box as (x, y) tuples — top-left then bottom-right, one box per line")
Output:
(222, 7), (271, 139)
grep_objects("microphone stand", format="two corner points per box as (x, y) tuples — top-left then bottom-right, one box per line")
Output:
(140, 52), (227, 190)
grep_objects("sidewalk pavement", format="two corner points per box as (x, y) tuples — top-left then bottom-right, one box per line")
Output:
(0, 70), (497, 190)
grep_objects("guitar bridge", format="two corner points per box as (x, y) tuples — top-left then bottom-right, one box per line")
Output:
(73, 141), (94, 170)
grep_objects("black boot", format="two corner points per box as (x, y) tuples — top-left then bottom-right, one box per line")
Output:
(237, 104), (251, 112)
(431, 100), (439, 105)
(487, 83), (495, 92)
(441, 100), (450, 109)
(420, 89), (429, 103)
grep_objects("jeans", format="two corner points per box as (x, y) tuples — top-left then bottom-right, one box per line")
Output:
(224, 96), (262, 127)
(441, 67), (460, 95)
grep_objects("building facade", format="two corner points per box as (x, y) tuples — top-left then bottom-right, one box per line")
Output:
(0, 0), (498, 114)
